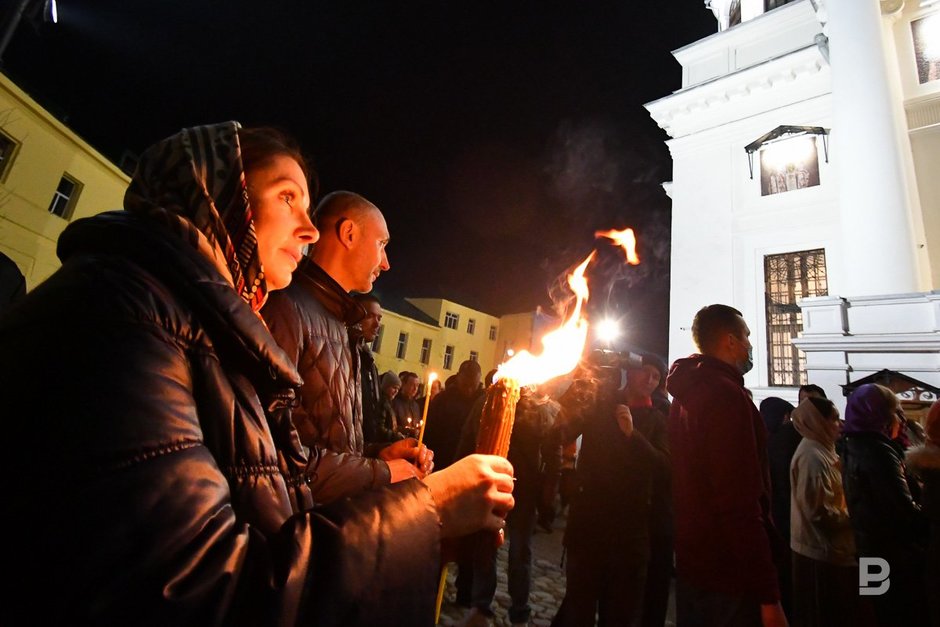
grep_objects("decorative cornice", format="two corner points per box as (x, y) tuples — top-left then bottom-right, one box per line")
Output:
(645, 45), (827, 138)
(792, 332), (940, 352)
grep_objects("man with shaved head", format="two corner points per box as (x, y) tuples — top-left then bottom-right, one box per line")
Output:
(262, 191), (429, 503)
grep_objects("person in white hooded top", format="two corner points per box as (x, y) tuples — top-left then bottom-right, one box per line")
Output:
(789, 396), (874, 627)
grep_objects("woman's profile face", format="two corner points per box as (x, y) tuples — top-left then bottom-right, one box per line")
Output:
(247, 155), (319, 290)
(826, 408), (842, 441)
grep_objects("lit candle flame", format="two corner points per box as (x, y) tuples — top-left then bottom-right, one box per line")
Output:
(595, 228), (640, 265)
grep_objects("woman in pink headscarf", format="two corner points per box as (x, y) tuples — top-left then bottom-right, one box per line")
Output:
(905, 401), (940, 627)
(839, 384), (928, 627)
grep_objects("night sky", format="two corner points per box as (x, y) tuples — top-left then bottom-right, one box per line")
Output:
(4, 1), (716, 357)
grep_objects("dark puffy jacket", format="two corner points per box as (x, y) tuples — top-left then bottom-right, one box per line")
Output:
(360, 342), (403, 444)
(0, 213), (440, 626)
(263, 259), (393, 503)
(838, 432), (927, 561)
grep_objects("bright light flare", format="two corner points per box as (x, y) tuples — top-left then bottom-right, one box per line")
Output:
(595, 228), (640, 265)
(760, 136), (816, 171)
(596, 318), (620, 343)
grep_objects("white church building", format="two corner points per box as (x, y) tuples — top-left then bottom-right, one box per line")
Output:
(646, 0), (940, 413)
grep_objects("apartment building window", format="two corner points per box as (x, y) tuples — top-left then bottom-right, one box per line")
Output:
(372, 325), (385, 353)
(0, 131), (17, 180)
(489, 325), (497, 341)
(467, 318), (476, 334)
(764, 248), (828, 387)
(469, 351), (479, 363)
(444, 312), (459, 330)
(443, 345), (455, 370)
(48, 174), (82, 219)
(396, 332), (408, 359)
(420, 338), (432, 365)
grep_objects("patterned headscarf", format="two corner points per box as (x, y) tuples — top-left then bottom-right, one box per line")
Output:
(124, 121), (267, 312)
(844, 383), (895, 436)
(792, 397), (837, 449)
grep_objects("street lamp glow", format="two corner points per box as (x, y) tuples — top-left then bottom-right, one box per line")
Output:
(596, 318), (620, 344)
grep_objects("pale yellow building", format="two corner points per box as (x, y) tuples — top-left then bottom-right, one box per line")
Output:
(370, 297), (442, 381)
(493, 307), (561, 366)
(367, 296), (503, 385)
(0, 72), (130, 289)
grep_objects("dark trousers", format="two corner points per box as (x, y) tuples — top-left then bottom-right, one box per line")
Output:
(465, 480), (539, 622)
(505, 485), (539, 623)
(458, 533), (496, 615)
(640, 534), (674, 627)
(675, 580), (760, 627)
(790, 552), (876, 627)
(552, 540), (648, 627)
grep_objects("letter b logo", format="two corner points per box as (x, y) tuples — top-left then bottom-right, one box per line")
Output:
(859, 557), (890, 596)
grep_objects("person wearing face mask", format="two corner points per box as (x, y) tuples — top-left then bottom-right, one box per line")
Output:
(666, 304), (788, 627)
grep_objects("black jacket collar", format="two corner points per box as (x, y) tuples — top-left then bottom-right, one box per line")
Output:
(58, 211), (302, 389)
(294, 257), (367, 327)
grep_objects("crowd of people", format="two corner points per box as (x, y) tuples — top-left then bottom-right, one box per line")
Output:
(0, 123), (936, 627)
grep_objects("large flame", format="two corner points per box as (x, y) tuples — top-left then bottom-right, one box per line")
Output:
(495, 228), (640, 387)
(595, 228), (640, 265)
(496, 252), (595, 387)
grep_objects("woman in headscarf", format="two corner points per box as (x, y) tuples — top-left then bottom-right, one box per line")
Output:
(0, 122), (514, 626)
(839, 383), (928, 627)
(905, 402), (940, 627)
(789, 396), (870, 627)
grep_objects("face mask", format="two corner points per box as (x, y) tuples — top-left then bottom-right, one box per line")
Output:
(739, 346), (754, 375)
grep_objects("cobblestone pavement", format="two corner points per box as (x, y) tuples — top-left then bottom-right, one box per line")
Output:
(437, 518), (567, 627)
(437, 510), (677, 627)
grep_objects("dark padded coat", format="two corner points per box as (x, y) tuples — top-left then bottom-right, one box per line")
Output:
(263, 258), (393, 503)
(0, 213), (440, 626)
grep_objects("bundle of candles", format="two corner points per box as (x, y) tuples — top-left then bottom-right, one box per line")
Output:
(475, 376), (521, 458)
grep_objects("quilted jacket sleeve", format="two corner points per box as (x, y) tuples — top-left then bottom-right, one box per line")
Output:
(263, 288), (393, 503)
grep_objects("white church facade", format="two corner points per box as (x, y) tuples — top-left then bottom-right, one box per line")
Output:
(646, 0), (940, 412)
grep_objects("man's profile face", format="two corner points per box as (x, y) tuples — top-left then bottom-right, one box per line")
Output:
(349, 210), (391, 292)
(731, 318), (752, 365)
(360, 301), (382, 342)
